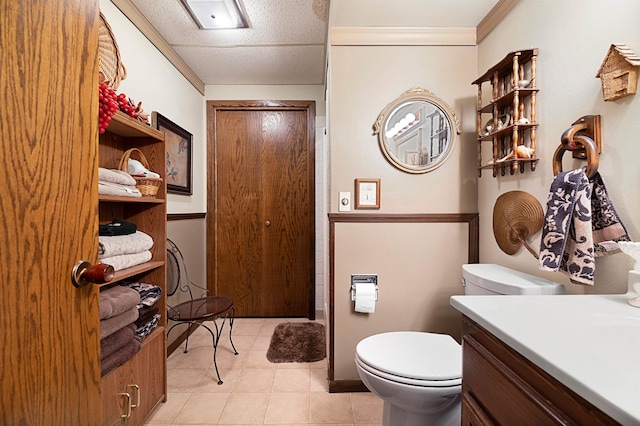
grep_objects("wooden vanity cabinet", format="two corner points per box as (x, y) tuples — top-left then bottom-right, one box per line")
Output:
(99, 111), (167, 425)
(473, 49), (540, 177)
(461, 316), (617, 425)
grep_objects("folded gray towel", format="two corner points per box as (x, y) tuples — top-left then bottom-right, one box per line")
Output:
(100, 307), (139, 339)
(100, 286), (141, 320)
(100, 324), (135, 360)
(101, 338), (141, 376)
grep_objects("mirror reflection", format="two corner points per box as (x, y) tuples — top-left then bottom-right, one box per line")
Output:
(373, 88), (461, 174)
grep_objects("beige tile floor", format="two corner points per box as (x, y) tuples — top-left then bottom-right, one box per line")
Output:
(145, 317), (383, 425)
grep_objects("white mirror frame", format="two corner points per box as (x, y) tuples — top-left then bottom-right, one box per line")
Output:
(373, 87), (461, 174)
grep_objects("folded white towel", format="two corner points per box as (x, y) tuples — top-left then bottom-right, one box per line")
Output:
(98, 181), (142, 198)
(98, 231), (154, 259)
(100, 250), (152, 272)
(98, 168), (137, 185)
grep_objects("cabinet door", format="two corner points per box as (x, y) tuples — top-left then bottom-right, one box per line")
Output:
(102, 363), (135, 426)
(461, 392), (494, 426)
(129, 331), (166, 425)
(0, 1), (102, 424)
(101, 331), (166, 426)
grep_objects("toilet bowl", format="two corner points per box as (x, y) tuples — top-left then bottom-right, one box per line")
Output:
(355, 331), (462, 426)
(355, 264), (565, 426)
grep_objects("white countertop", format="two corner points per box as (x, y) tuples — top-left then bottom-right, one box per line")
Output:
(450, 293), (640, 425)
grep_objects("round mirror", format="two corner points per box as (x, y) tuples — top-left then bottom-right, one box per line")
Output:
(373, 87), (461, 174)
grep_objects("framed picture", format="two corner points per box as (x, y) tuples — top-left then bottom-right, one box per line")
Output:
(355, 178), (380, 209)
(152, 112), (192, 195)
(405, 151), (419, 166)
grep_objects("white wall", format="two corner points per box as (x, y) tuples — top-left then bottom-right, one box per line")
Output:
(330, 44), (478, 213)
(477, 0), (640, 294)
(100, 0), (205, 214)
(328, 35), (479, 380)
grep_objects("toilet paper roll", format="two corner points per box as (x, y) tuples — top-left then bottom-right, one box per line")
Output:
(354, 283), (376, 313)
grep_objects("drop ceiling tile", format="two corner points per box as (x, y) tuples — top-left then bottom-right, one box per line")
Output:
(174, 44), (326, 85)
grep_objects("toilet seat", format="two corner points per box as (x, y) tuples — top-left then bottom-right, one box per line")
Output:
(355, 332), (461, 387)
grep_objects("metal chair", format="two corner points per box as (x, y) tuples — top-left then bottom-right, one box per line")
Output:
(166, 238), (238, 384)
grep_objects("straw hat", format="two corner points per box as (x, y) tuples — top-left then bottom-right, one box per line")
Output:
(493, 191), (544, 255)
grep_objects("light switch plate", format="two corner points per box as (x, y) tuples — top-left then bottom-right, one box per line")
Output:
(338, 192), (351, 211)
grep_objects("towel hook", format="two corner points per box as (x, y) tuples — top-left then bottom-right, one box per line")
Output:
(562, 115), (602, 158)
(553, 115), (602, 179)
(553, 135), (599, 178)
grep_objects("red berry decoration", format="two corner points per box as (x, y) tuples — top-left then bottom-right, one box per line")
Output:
(98, 82), (147, 132)
(98, 82), (118, 134)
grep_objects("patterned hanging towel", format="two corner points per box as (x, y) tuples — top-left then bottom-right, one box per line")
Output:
(590, 172), (631, 256)
(539, 169), (594, 285)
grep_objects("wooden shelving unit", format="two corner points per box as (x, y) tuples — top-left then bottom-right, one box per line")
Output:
(98, 111), (167, 425)
(473, 49), (539, 177)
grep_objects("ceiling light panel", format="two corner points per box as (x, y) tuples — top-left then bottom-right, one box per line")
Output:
(182, 0), (248, 29)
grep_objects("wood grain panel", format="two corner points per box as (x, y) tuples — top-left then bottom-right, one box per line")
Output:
(461, 317), (618, 425)
(0, 1), (102, 424)
(215, 110), (264, 314)
(208, 101), (315, 317)
(261, 110), (312, 316)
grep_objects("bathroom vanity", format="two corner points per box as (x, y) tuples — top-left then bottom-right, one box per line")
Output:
(451, 294), (640, 425)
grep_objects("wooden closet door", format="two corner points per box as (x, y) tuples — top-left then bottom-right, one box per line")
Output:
(208, 101), (315, 318)
(0, 1), (102, 424)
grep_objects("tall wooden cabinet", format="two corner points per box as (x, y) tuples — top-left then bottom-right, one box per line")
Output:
(473, 49), (539, 177)
(98, 111), (167, 425)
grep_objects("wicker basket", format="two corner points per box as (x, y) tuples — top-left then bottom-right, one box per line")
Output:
(99, 12), (127, 89)
(118, 148), (163, 197)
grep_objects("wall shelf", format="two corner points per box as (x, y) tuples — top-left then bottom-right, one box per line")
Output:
(473, 49), (539, 177)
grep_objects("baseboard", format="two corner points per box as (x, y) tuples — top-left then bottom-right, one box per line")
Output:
(329, 379), (370, 393)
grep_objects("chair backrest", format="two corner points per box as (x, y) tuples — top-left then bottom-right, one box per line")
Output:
(166, 238), (207, 300)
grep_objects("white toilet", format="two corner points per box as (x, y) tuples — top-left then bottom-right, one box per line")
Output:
(355, 264), (565, 426)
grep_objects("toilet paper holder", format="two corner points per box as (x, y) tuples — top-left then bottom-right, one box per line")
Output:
(351, 274), (378, 301)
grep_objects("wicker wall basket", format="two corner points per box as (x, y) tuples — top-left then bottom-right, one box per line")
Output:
(99, 12), (127, 89)
(118, 148), (163, 197)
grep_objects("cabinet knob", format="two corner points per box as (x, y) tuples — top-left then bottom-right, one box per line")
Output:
(265, 220), (271, 227)
(71, 261), (115, 288)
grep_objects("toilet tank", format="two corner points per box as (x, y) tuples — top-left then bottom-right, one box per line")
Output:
(462, 264), (565, 295)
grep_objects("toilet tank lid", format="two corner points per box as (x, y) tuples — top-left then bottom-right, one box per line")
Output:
(462, 264), (565, 295)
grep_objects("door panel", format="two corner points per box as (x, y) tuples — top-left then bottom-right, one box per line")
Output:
(261, 110), (313, 315)
(216, 110), (264, 312)
(208, 102), (315, 318)
(0, 1), (102, 424)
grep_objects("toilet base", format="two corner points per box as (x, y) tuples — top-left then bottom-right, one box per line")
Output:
(382, 395), (461, 426)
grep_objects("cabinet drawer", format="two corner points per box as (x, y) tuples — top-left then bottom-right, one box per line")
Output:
(462, 318), (617, 425)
